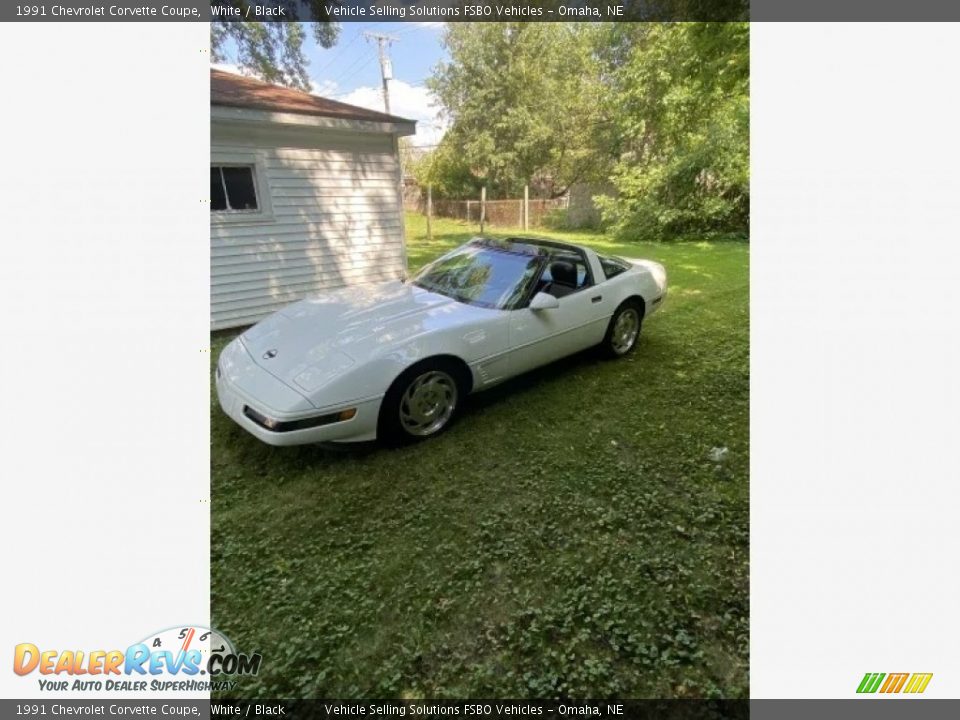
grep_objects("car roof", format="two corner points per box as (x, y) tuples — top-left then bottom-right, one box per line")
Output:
(470, 236), (586, 257)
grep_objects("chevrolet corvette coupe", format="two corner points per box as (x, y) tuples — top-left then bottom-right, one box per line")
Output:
(216, 237), (667, 445)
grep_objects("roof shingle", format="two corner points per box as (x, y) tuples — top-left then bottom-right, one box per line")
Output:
(211, 69), (413, 124)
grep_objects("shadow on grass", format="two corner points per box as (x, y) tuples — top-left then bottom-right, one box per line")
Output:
(272, 352), (609, 463)
(264, 330), (675, 468)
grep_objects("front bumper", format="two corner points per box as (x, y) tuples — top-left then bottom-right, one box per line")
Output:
(215, 342), (382, 446)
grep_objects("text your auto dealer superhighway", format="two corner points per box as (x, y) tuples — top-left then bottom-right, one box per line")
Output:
(49, 4), (201, 17)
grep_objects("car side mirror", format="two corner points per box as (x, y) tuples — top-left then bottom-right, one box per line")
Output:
(529, 291), (560, 311)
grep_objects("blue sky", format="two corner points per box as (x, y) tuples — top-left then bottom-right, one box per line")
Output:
(214, 22), (449, 147)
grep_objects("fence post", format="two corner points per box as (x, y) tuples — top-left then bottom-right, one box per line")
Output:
(523, 185), (529, 231)
(480, 186), (486, 234)
(426, 185), (433, 241)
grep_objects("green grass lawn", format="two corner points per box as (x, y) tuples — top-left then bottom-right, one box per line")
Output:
(211, 215), (749, 699)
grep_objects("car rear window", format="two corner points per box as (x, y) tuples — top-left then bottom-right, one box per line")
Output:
(599, 255), (631, 280)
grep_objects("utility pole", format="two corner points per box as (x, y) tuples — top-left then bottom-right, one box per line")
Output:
(363, 31), (398, 114)
(523, 185), (529, 231)
(480, 186), (486, 234)
(426, 185), (433, 241)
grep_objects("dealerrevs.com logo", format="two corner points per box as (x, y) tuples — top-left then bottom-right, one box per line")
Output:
(856, 672), (933, 695)
(13, 625), (261, 693)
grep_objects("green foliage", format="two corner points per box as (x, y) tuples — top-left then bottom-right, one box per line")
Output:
(597, 23), (749, 240)
(211, 214), (749, 699)
(409, 140), (485, 200)
(422, 23), (749, 240)
(424, 24), (609, 199)
(541, 208), (573, 231)
(211, 15), (339, 90)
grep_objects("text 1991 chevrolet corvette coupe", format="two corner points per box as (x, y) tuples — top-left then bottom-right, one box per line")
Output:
(216, 237), (667, 445)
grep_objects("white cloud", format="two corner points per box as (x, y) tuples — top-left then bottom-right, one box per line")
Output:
(336, 79), (448, 148)
(310, 79), (338, 97)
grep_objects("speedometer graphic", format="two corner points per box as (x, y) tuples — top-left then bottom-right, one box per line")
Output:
(137, 625), (250, 676)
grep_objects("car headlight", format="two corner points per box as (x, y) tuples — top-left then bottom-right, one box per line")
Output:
(242, 406), (357, 433)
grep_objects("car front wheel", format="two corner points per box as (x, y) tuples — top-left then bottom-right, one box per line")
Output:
(603, 300), (643, 358)
(379, 360), (464, 444)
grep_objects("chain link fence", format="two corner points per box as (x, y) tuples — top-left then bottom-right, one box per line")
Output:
(406, 192), (569, 229)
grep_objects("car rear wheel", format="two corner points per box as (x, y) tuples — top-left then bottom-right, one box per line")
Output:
(379, 360), (465, 444)
(602, 300), (643, 358)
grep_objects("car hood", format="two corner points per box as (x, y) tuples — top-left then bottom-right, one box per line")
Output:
(240, 281), (465, 397)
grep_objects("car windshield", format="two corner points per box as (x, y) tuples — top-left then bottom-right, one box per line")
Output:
(411, 242), (543, 309)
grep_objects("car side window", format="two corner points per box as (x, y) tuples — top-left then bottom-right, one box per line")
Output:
(535, 252), (592, 299)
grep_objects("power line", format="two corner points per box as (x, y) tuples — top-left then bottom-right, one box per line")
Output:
(327, 48), (378, 87)
(313, 22), (384, 77)
(314, 33), (361, 76)
(394, 23), (446, 37)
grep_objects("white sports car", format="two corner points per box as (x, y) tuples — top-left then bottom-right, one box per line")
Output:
(216, 237), (667, 445)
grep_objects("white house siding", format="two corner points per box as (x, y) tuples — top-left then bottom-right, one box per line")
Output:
(211, 121), (406, 330)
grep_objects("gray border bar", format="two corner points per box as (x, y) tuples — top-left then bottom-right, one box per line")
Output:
(751, 0), (960, 20)
(752, 699), (960, 719)
(6, 0), (960, 23)
(2, 0), (748, 23)
(3, 699), (960, 719)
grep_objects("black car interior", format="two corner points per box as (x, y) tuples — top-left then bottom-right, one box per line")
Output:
(535, 254), (591, 299)
(480, 238), (595, 305)
(544, 261), (578, 298)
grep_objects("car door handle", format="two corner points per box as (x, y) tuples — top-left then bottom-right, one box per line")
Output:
(591, 295), (603, 303)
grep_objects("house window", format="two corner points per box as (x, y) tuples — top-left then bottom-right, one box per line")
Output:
(211, 165), (259, 212)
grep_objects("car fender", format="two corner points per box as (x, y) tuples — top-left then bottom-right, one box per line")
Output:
(301, 310), (512, 409)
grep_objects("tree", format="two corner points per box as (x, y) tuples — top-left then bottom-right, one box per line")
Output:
(423, 22), (749, 239)
(410, 141), (485, 200)
(211, 10), (339, 90)
(596, 23), (749, 239)
(425, 23), (608, 199)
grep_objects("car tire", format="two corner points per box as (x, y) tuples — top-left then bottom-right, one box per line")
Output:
(602, 299), (644, 358)
(378, 358), (467, 445)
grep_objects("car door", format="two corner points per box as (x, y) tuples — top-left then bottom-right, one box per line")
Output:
(506, 253), (609, 376)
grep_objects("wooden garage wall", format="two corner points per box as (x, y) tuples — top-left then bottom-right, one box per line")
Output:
(211, 122), (406, 330)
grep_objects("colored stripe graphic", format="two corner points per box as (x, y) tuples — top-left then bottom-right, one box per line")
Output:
(857, 672), (932, 694)
(857, 673), (885, 693)
(904, 673), (933, 694)
(880, 673), (909, 693)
